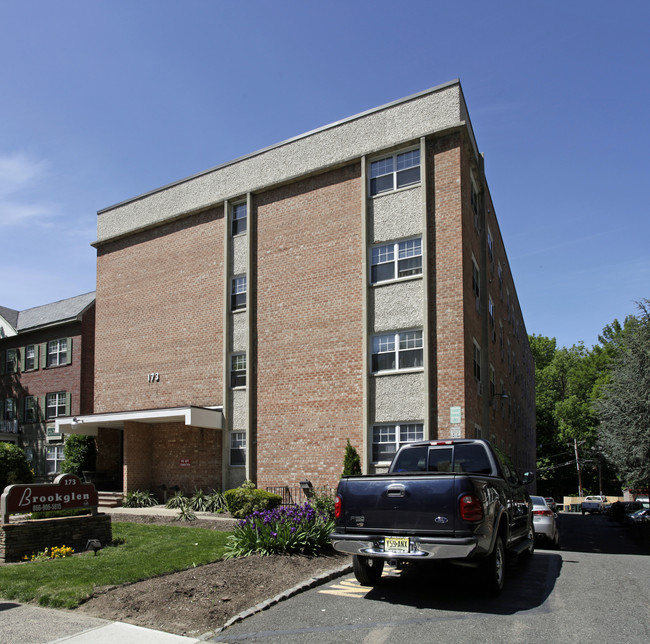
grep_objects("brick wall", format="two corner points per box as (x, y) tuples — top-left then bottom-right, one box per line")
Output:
(0, 514), (112, 562)
(429, 134), (468, 438)
(253, 164), (364, 490)
(94, 206), (225, 413)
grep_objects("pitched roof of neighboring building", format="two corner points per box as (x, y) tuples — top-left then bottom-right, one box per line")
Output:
(0, 305), (19, 329)
(8, 292), (96, 333)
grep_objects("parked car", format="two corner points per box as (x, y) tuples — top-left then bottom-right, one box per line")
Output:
(609, 501), (643, 523)
(544, 497), (558, 513)
(624, 508), (650, 525)
(581, 495), (606, 515)
(531, 495), (560, 548)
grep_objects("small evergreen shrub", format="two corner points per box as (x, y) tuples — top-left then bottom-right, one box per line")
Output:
(342, 439), (362, 477)
(223, 480), (282, 519)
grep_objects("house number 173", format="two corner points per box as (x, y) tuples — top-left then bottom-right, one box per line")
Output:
(148, 372), (160, 383)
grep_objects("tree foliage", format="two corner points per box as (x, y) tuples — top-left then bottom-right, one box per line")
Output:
(61, 435), (96, 478)
(0, 443), (34, 491)
(597, 301), (650, 491)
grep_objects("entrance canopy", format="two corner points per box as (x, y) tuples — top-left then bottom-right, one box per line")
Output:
(55, 406), (223, 436)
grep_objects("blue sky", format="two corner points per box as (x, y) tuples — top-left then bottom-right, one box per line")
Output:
(1, 0), (648, 349)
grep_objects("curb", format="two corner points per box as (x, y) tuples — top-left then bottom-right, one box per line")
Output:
(203, 562), (353, 639)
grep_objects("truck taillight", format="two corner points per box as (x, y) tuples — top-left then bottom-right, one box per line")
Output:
(460, 494), (483, 521)
(334, 495), (342, 519)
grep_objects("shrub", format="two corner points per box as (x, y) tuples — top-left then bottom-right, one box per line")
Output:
(225, 503), (335, 557)
(0, 443), (34, 491)
(307, 489), (336, 521)
(61, 435), (96, 479)
(342, 439), (362, 477)
(165, 490), (188, 509)
(122, 490), (158, 508)
(223, 480), (282, 519)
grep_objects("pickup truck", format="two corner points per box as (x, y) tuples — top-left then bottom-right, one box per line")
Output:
(330, 439), (535, 594)
(581, 495), (606, 514)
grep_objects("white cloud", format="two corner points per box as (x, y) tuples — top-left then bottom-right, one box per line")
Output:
(0, 152), (57, 225)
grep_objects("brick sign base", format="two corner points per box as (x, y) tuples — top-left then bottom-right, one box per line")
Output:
(0, 514), (112, 563)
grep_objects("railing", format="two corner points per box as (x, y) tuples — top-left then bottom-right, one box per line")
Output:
(0, 420), (19, 434)
(265, 485), (337, 506)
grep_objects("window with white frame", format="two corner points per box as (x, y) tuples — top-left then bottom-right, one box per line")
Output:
(230, 353), (246, 388)
(4, 398), (16, 421)
(24, 344), (36, 371)
(5, 349), (18, 374)
(369, 148), (421, 196)
(46, 444), (64, 475)
(47, 338), (68, 367)
(231, 276), (247, 311)
(46, 392), (68, 419)
(24, 396), (38, 423)
(372, 423), (424, 463)
(230, 432), (246, 466)
(371, 237), (422, 284)
(232, 202), (247, 235)
(372, 330), (423, 373)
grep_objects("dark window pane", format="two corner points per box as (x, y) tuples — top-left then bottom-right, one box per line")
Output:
(372, 262), (395, 283)
(231, 292), (246, 311)
(370, 174), (394, 195)
(396, 166), (421, 188)
(372, 352), (395, 372)
(399, 348), (423, 369)
(231, 371), (246, 388)
(373, 443), (396, 463)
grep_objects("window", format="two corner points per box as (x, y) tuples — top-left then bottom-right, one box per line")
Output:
(489, 365), (496, 398)
(24, 396), (38, 423)
(4, 398), (16, 421)
(231, 276), (247, 311)
(472, 258), (480, 309)
(232, 202), (247, 235)
(47, 338), (68, 367)
(24, 344), (36, 371)
(487, 228), (494, 266)
(230, 432), (246, 466)
(372, 423), (424, 463)
(497, 263), (503, 298)
(369, 148), (421, 196)
(230, 353), (246, 388)
(5, 349), (18, 374)
(372, 330), (423, 373)
(471, 173), (481, 230)
(489, 296), (495, 338)
(46, 392), (69, 419)
(46, 445), (64, 475)
(371, 238), (422, 284)
(473, 340), (481, 383)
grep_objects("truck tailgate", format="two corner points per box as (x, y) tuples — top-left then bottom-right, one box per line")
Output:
(339, 475), (461, 534)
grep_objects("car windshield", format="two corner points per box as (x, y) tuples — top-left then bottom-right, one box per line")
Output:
(530, 496), (547, 505)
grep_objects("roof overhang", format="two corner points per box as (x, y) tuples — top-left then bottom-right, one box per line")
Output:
(55, 406), (223, 436)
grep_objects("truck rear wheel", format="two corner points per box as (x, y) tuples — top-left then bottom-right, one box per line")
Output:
(352, 555), (384, 586)
(479, 535), (505, 595)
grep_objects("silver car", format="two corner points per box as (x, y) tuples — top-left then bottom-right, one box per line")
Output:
(531, 495), (560, 548)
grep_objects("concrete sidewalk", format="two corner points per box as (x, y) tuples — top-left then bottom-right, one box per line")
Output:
(1, 602), (202, 643)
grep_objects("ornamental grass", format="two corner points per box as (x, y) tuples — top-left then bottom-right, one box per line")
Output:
(224, 503), (334, 558)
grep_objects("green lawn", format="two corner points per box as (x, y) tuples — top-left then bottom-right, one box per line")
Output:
(0, 522), (231, 608)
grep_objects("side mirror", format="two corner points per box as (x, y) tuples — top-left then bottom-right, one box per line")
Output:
(522, 471), (535, 485)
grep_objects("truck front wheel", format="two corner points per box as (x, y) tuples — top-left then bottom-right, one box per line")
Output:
(479, 535), (505, 595)
(353, 555), (384, 586)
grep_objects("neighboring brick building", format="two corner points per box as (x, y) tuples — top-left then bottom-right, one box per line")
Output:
(0, 293), (95, 481)
(58, 79), (535, 495)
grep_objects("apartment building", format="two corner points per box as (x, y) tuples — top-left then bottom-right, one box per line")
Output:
(57, 79), (535, 495)
(0, 293), (95, 480)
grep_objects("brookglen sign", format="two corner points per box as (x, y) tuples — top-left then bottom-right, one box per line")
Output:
(1, 473), (98, 523)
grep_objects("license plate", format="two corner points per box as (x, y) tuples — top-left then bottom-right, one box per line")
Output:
(384, 537), (410, 553)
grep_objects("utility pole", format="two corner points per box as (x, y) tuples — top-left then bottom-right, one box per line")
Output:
(574, 438), (584, 497)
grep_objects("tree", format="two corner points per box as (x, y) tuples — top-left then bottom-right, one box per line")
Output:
(342, 439), (362, 477)
(0, 443), (34, 491)
(61, 434), (97, 478)
(597, 301), (650, 491)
